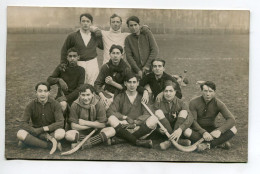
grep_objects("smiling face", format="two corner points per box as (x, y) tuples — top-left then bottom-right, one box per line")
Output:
(128, 21), (140, 35)
(110, 48), (122, 65)
(36, 85), (50, 104)
(80, 16), (92, 31)
(67, 51), (79, 66)
(163, 85), (176, 101)
(79, 89), (94, 105)
(202, 85), (216, 102)
(110, 17), (122, 31)
(124, 77), (139, 93)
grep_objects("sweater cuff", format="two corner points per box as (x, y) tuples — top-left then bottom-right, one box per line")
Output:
(179, 125), (186, 131)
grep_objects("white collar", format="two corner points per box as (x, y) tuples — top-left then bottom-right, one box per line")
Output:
(109, 27), (122, 34)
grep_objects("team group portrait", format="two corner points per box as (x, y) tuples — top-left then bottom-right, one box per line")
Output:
(5, 7), (249, 162)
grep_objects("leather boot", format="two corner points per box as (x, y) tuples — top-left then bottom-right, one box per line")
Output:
(136, 139), (153, 148)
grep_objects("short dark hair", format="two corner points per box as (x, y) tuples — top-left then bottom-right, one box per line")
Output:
(151, 58), (166, 67)
(80, 13), (93, 23)
(67, 47), (79, 55)
(110, 14), (122, 23)
(124, 72), (139, 82)
(200, 81), (216, 91)
(163, 80), (178, 91)
(35, 82), (50, 91)
(79, 84), (96, 94)
(109, 44), (123, 54)
(126, 16), (140, 26)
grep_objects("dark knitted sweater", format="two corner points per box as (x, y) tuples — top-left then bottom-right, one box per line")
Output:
(47, 65), (85, 105)
(61, 30), (103, 63)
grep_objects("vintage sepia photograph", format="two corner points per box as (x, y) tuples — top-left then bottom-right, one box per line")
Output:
(5, 6), (249, 162)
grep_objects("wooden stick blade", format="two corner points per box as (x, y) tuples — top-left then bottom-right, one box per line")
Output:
(46, 133), (57, 155)
(61, 129), (96, 156)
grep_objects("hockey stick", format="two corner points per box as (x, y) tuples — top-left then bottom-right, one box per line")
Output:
(45, 133), (58, 155)
(61, 129), (96, 155)
(141, 102), (204, 152)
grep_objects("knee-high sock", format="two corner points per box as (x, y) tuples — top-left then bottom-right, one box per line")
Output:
(160, 118), (173, 134)
(210, 130), (235, 148)
(23, 133), (50, 148)
(173, 117), (185, 130)
(132, 123), (153, 139)
(114, 124), (137, 145)
(189, 131), (202, 143)
(82, 132), (107, 149)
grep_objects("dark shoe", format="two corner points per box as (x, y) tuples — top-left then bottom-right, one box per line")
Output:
(107, 137), (127, 145)
(197, 143), (210, 152)
(217, 141), (231, 150)
(136, 139), (153, 148)
(178, 139), (191, 146)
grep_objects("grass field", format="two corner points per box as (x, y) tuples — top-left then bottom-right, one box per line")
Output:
(5, 33), (249, 162)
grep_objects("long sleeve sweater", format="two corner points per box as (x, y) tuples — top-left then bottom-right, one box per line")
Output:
(20, 98), (64, 133)
(106, 92), (151, 125)
(189, 96), (236, 135)
(47, 65), (85, 105)
(154, 97), (193, 131)
(61, 30), (103, 63)
(125, 29), (159, 73)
